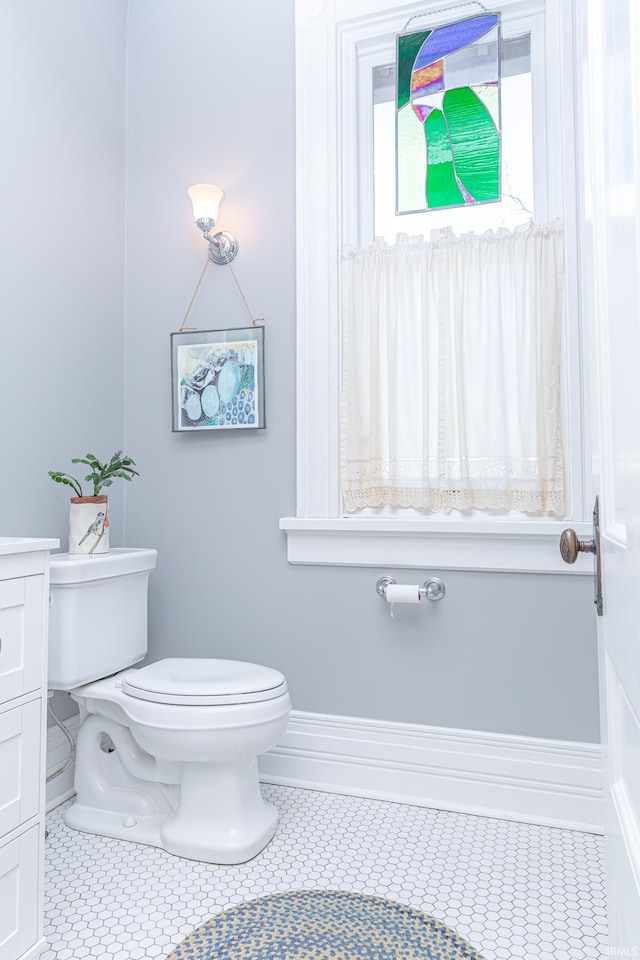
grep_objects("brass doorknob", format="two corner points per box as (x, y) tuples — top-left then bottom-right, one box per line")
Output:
(559, 528), (596, 564)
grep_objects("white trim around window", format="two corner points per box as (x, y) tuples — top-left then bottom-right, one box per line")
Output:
(286, 0), (592, 573)
(280, 517), (594, 573)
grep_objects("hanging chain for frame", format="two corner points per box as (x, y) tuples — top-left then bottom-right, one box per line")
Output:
(179, 251), (264, 332)
(403, 0), (489, 32)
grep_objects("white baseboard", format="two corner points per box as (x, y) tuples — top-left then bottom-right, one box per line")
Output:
(46, 709), (603, 833)
(258, 711), (604, 834)
(20, 937), (47, 960)
(46, 714), (80, 812)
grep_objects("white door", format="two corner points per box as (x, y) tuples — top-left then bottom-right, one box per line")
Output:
(575, 0), (640, 950)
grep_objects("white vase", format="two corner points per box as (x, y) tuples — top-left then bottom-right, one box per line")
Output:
(69, 496), (109, 555)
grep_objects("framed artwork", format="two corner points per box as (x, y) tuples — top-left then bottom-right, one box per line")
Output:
(171, 327), (265, 432)
(396, 12), (501, 213)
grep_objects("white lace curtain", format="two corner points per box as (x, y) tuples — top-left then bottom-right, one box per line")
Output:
(340, 221), (565, 515)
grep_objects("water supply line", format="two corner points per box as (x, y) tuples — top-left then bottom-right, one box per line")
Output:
(46, 691), (76, 783)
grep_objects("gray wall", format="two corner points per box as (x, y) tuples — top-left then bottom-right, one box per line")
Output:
(123, 0), (600, 743)
(0, 0), (128, 546)
(0, 0), (128, 721)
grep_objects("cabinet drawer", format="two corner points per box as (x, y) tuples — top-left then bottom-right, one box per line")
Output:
(0, 701), (41, 837)
(0, 577), (44, 703)
(0, 825), (40, 960)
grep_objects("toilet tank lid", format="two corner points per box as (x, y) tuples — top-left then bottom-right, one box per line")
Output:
(50, 547), (158, 584)
(122, 658), (287, 705)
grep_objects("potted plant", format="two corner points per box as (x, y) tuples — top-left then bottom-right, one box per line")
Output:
(49, 451), (139, 555)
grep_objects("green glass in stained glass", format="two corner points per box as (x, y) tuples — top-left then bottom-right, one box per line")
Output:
(397, 30), (432, 110)
(424, 110), (464, 208)
(444, 87), (500, 202)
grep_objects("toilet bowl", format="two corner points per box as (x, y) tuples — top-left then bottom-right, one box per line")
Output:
(48, 550), (291, 864)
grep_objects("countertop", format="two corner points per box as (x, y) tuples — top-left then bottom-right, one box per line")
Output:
(0, 536), (60, 555)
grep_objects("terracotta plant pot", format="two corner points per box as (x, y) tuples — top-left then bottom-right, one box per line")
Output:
(69, 496), (109, 555)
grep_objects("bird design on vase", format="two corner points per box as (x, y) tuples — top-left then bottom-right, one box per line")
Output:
(78, 512), (106, 546)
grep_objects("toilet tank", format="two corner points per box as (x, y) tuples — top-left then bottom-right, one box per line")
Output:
(48, 547), (158, 691)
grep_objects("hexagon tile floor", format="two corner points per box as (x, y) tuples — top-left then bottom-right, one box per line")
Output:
(43, 784), (607, 960)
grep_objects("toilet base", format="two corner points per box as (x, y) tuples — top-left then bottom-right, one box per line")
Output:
(64, 802), (166, 851)
(65, 707), (285, 864)
(64, 796), (278, 864)
(159, 759), (279, 864)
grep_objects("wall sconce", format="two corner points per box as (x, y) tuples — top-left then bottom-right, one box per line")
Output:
(180, 182), (262, 332)
(187, 183), (238, 265)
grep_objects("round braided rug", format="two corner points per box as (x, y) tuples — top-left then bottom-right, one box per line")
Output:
(166, 888), (485, 959)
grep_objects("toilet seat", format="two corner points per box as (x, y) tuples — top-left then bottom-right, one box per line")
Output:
(121, 658), (287, 706)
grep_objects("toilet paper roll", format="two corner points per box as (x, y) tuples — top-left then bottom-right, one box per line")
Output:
(385, 584), (421, 603)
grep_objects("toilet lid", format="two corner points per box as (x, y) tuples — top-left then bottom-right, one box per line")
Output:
(122, 658), (287, 706)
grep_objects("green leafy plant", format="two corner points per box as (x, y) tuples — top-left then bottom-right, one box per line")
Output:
(48, 451), (139, 498)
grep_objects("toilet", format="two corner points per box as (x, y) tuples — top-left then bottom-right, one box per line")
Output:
(48, 548), (291, 864)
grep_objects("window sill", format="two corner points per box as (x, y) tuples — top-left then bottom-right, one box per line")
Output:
(279, 517), (594, 574)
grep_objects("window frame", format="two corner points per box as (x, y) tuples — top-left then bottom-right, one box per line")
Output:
(281, 0), (592, 574)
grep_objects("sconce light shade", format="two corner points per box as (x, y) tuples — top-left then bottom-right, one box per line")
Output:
(188, 184), (224, 225)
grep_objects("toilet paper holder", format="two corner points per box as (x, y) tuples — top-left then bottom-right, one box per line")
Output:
(376, 576), (446, 601)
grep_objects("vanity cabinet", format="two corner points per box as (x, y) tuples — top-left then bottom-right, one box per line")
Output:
(0, 538), (58, 960)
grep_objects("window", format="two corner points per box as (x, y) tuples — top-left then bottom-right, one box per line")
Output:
(281, 0), (592, 573)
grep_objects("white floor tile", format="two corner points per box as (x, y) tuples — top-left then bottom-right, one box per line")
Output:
(43, 784), (607, 959)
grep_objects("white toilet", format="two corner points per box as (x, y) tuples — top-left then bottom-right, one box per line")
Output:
(48, 548), (291, 864)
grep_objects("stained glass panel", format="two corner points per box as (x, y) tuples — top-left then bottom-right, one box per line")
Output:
(396, 13), (501, 213)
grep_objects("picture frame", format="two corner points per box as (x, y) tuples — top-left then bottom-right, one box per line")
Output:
(171, 326), (265, 432)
